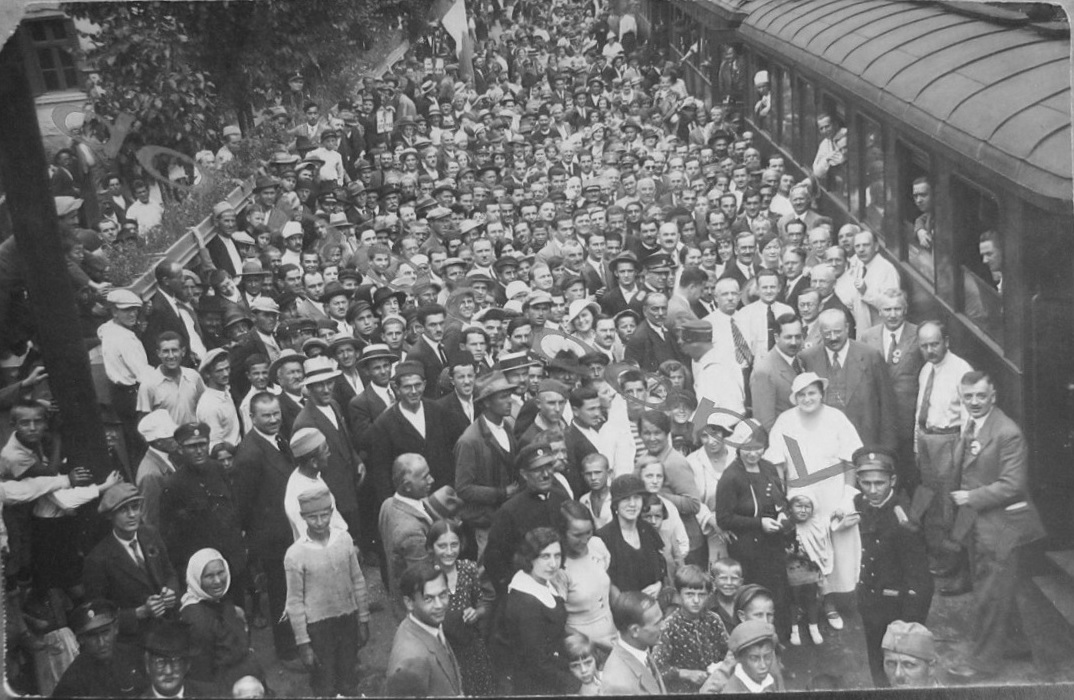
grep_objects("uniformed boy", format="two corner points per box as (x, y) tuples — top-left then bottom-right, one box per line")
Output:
(853, 446), (933, 688)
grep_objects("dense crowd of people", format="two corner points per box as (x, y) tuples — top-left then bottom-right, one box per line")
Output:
(0, 0), (1051, 696)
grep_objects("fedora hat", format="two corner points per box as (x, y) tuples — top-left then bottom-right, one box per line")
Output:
(474, 370), (514, 403)
(357, 343), (399, 366)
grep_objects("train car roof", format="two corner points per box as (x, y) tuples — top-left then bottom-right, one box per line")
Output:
(736, 0), (1072, 203)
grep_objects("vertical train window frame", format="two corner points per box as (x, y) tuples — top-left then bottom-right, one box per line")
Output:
(950, 175), (1003, 345)
(896, 140), (934, 286)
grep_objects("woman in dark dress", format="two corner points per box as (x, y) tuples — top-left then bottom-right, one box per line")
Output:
(178, 548), (263, 688)
(715, 422), (792, 641)
(497, 527), (580, 696)
(426, 520), (495, 696)
(596, 474), (667, 599)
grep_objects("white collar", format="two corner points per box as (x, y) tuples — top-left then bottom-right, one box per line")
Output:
(776, 348), (796, 366)
(400, 400), (425, 417)
(394, 493), (431, 520)
(408, 614), (443, 640)
(829, 343), (849, 365)
(508, 569), (559, 608)
(616, 636), (650, 666)
(254, 427), (281, 445)
(734, 663), (775, 692)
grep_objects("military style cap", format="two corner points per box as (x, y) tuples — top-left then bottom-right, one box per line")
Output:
(518, 443), (556, 471)
(853, 446), (896, 474)
(680, 319), (713, 344)
(881, 620), (936, 661)
(174, 422), (210, 445)
(642, 252), (673, 270)
(70, 599), (118, 635)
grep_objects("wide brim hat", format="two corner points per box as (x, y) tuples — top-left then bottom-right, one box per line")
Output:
(474, 370), (515, 403)
(789, 371), (829, 404)
(357, 343), (399, 366)
(609, 474), (647, 505)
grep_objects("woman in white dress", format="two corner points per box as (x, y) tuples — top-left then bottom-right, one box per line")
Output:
(765, 372), (863, 631)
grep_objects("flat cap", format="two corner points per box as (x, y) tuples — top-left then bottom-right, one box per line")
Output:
(250, 296), (280, 314)
(97, 482), (143, 515)
(881, 620), (936, 661)
(728, 619), (778, 655)
(679, 319), (713, 344)
(106, 288), (143, 309)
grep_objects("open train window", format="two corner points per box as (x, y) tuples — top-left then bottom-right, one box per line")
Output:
(898, 142), (932, 285)
(750, 53), (773, 135)
(796, 78), (816, 165)
(852, 115), (885, 236)
(951, 176), (1002, 344)
(778, 66), (795, 151)
(815, 94), (849, 205)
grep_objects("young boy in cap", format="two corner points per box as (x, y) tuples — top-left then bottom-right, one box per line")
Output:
(284, 484), (371, 697)
(701, 619), (782, 693)
(852, 446), (933, 688)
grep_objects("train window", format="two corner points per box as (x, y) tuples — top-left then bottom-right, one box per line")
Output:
(751, 54), (773, 135)
(815, 94), (849, 205)
(851, 115), (885, 236)
(796, 78), (817, 166)
(951, 176), (1003, 344)
(898, 143), (933, 285)
(716, 44), (745, 107)
(778, 66), (795, 150)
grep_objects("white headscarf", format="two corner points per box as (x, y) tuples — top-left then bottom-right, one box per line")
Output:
(180, 548), (231, 610)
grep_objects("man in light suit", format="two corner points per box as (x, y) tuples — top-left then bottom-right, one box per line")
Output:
(859, 289), (923, 492)
(385, 561), (464, 697)
(947, 372), (1047, 682)
(601, 591), (667, 695)
(798, 309), (898, 451)
(378, 453), (435, 620)
(750, 313), (802, 432)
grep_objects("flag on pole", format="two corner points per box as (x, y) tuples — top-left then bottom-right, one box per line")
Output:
(430, 0), (473, 80)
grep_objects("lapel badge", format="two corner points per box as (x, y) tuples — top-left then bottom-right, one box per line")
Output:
(969, 439), (981, 456)
(891, 349), (901, 364)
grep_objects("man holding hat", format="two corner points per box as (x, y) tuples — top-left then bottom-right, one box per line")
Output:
(293, 356), (364, 539)
(141, 619), (217, 697)
(483, 441), (569, 598)
(194, 347), (242, 449)
(853, 445), (932, 688)
(83, 483), (179, 647)
(159, 423), (247, 589)
(52, 599), (148, 698)
(134, 409), (179, 531)
(454, 371), (521, 560)
(882, 620), (940, 688)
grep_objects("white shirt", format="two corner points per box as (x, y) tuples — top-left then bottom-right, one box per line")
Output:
(400, 402), (426, 438)
(580, 489), (612, 529)
(455, 393), (475, 423)
(834, 271), (871, 334)
(126, 199), (163, 235)
(309, 147), (346, 185)
(98, 320), (152, 386)
(369, 382), (394, 407)
(215, 234), (244, 274)
(284, 470), (348, 540)
(113, 531), (146, 567)
(196, 387), (242, 448)
(394, 493), (432, 523)
(881, 324), (904, 361)
(733, 299), (793, 358)
(158, 291), (207, 360)
(856, 253), (901, 326)
(828, 343), (850, 369)
(616, 636), (650, 668)
(316, 403), (339, 430)
(691, 338), (745, 414)
(484, 415), (510, 451)
(733, 663), (776, 692)
(916, 351), (973, 432)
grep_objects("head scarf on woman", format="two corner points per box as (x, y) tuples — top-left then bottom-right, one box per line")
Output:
(180, 547), (231, 610)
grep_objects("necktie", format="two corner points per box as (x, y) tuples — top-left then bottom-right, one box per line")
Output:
(730, 318), (752, 366)
(386, 386), (395, 404)
(437, 343), (448, 365)
(130, 539), (146, 569)
(918, 365), (936, 430)
(766, 304), (777, 350)
(887, 333), (898, 364)
(831, 352), (842, 375)
(275, 433), (292, 459)
(965, 419), (976, 441)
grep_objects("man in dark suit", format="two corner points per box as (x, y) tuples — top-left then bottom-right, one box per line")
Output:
(346, 344), (398, 455)
(82, 484), (179, 646)
(859, 289), (923, 492)
(602, 592), (667, 695)
(779, 247), (810, 312)
(270, 351), (306, 440)
(564, 385), (604, 496)
(599, 252), (646, 317)
(143, 261), (206, 367)
(405, 305), (450, 398)
(947, 372), (1048, 682)
(811, 262), (857, 339)
(581, 231), (610, 294)
(798, 309), (897, 451)
(293, 356), (364, 538)
(231, 393), (298, 661)
(624, 292), (684, 373)
(750, 313), (802, 432)
(454, 372), (519, 561)
(436, 358), (477, 445)
(52, 599), (149, 698)
(204, 203), (243, 277)
(718, 231), (760, 291)
(368, 362), (457, 504)
(384, 562), (463, 697)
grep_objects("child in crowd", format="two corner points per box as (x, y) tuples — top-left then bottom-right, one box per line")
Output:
(706, 557), (744, 632)
(564, 632), (601, 696)
(284, 484), (370, 697)
(653, 565), (730, 693)
(707, 620), (785, 693)
(640, 492), (684, 585)
(785, 492), (831, 646)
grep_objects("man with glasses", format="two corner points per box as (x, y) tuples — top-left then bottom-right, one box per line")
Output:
(141, 620), (218, 697)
